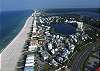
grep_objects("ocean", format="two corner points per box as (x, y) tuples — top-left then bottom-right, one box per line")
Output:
(0, 10), (33, 51)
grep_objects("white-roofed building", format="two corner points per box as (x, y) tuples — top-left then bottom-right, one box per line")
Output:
(77, 22), (83, 31)
(33, 28), (37, 33)
(51, 49), (55, 54)
(65, 19), (68, 23)
(48, 43), (52, 50)
(43, 54), (49, 60)
(24, 54), (35, 71)
(41, 51), (49, 60)
(24, 66), (34, 71)
(56, 35), (60, 39)
(55, 48), (58, 51)
(40, 18), (44, 23)
(32, 13), (34, 17)
(28, 45), (38, 52)
(69, 44), (75, 52)
(58, 57), (63, 63)
(52, 59), (58, 66)
(25, 55), (35, 67)
(45, 31), (50, 36)
(53, 35), (56, 38)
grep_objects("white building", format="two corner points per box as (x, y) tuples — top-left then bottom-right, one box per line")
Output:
(48, 43), (52, 50)
(39, 17), (44, 23)
(41, 51), (49, 60)
(51, 49), (55, 54)
(28, 45), (38, 52)
(65, 19), (68, 23)
(24, 55), (35, 71)
(33, 20), (37, 33)
(52, 59), (58, 66)
(77, 22), (83, 31)
(56, 35), (60, 39)
(25, 55), (34, 66)
(69, 44), (75, 52)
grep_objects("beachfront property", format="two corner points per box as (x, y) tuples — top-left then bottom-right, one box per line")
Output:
(24, 11), (76, 71)
(24, 54), (35, 71)
(15, 10), (99, 71)
(16, 11), (74, 71)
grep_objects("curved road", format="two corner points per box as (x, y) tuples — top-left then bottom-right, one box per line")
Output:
(70, 40), (100, 71)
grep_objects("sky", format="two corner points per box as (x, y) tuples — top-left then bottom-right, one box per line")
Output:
(1, 0), (100, 11)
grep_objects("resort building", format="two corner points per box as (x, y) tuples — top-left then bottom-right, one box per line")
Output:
(77, 22), (83, 31)
(24, 54), (35, 71)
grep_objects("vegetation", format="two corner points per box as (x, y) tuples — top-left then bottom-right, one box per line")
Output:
(82, 16), (100, 28)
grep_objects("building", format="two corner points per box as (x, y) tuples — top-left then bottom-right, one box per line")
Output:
(24, 55), (35, 71)
(28, 45), (38, 52)
(77, 22), (83, 31)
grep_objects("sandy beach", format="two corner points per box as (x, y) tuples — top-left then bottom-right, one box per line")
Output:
(1, 15), (33, 71)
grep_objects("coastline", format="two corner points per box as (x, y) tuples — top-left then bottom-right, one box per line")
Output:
(1, 15), (33, 71)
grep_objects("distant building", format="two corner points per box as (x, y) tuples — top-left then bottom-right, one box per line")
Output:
(77, 22), (83, 31)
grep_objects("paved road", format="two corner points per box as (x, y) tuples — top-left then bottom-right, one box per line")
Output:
(70, 40), (100, 71)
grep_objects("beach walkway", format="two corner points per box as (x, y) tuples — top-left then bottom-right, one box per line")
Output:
(1, 16), (33, 71)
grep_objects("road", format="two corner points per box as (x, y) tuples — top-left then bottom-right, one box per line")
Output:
(70, 40), (100, 71)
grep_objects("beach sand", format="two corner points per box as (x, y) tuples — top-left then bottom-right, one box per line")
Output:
(1, 16), (33, 71)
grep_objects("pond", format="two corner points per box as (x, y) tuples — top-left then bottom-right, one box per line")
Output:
(50, 23), (76, 35)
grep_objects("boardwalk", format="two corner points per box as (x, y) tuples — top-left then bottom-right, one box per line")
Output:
(1, 16), (33, 71)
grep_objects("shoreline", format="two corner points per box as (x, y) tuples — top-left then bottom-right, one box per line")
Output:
(1, 15), (33, 71)
(0, 16), (29, 53)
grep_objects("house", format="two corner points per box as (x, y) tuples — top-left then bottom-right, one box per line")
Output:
(24, 55), (34, 71)
(30, 40), (38, 46)
(48, 43), (52, 50)
(33, 27), (37, 33)
(51, 49), (55, 54)
(24, 66), (34, 71)
(56, 35), (60, 39)
(41, 51), (49, 60)
(77, 22), (83, 31)
(28, 45), (38, 52)
(25, 55), (34, 67)
(52, 59), (58, 66)
(65, 19), (68, 23)
(69, 44), (75, 52)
